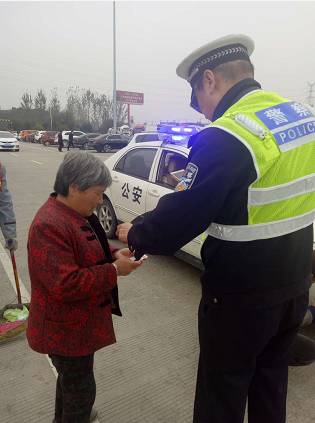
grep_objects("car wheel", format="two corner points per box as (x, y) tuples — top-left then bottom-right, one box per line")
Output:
(103, 144), (112, 153)
(82, 142), (89, 150)
(44, 141), (50, 147)
(97, 198), (117, 238)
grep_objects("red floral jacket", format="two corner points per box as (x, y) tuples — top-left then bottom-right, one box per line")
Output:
(27, 196), (118, 356)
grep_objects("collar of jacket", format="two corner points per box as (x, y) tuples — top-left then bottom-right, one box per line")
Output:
(49, 192), (88, 222)
(212, 78), (261, 121)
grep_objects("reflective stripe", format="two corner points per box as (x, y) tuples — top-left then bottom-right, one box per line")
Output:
(207, 210), (315, 242)
(249, 173), (315, 205)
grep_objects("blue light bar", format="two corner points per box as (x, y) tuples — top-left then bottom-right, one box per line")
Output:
(158, 124), (200, 136)
(172, 135), (185, 141)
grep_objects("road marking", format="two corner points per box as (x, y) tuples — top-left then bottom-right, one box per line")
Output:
(9, 153), (19, 157)
(0, 243), (101, 422)
(30, 160), (43, 165)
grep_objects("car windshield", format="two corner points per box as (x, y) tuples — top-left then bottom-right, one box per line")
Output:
(0, 132), (15, 139)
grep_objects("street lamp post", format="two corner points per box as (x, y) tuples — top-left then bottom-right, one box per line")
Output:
(113, 1), (117, 133)
(49, 107), (53, 130)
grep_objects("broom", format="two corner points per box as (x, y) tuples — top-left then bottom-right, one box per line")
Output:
(0, 251), (29, 342)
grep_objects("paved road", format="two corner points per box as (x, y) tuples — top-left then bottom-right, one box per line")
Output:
(0, 142), (314, 422)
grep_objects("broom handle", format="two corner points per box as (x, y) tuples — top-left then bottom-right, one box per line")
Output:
(10, 250), (22, 305)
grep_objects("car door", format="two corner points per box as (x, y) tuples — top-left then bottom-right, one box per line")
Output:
(110, 147), (158, 222)
(146, 148), (202, 259)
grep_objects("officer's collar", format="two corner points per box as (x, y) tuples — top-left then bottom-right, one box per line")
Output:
(212, 78), (261, 121)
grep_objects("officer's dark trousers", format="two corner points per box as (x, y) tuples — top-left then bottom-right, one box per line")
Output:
(193, 291), (308, 423)
(49, 353), (96, 423)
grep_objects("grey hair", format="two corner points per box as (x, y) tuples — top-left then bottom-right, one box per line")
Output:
(54, 151), (112, 196)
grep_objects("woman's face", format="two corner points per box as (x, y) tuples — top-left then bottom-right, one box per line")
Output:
(69, 184), (106, 217)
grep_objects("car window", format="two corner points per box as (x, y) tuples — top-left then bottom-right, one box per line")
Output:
(0, 132), (15, 139)
(143, 134), (160, 142)
(73, 132), (82, 136)
(134, 133), (159, 143)
(156, 150), (187, 189)
(108, 135), (122, 141)
(114, 148), (157, 180)
(135, 134), (144, 143)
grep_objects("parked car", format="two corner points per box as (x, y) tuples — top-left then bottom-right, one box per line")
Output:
(0, 131), (20, 151)
(26, 133), (36, 143)
(93, 134), (130, 153)
(19, 129), (36, 141)
(41, 131), (58, 146)
(96, 139), (202, 267)
(128, 131), (167, 145)
(54, 130), (86, 147)
(73, 133), (100, 149)
(34, 131), (45, 143)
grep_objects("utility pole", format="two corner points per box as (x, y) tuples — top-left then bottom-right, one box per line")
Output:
(113, 1), (117, 133)
(49, 107), (53, 130)
(307, 82), (315, 107)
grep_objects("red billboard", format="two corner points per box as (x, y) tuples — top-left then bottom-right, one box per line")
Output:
(116, 90), (144, 105)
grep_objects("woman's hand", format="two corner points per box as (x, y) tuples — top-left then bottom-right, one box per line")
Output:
(114, 248), (134, 260)
(114, 256), (143, 276)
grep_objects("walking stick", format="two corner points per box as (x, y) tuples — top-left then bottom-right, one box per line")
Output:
(10, 250), (22, 306)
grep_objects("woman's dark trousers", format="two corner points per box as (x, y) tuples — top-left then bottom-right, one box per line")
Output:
(49, 353), (96, 423)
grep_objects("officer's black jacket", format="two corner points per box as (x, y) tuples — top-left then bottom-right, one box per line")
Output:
(128, 78), (313, 305)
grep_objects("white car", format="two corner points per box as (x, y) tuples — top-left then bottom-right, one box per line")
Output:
(0, 131), (19, 151)
(34, 130), (45, 142)
(97, 139), (202, 267)
(128, 131), (164, 145)
(54, 130), (86, 146)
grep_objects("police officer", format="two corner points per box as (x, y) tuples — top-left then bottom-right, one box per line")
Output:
(67, 129), (74, 150)
(57, 130), (63, 152)
(0, 162), (18, 252)
(117, 34), (315, 423)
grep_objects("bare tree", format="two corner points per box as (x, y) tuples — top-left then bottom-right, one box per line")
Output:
(90, 94), (112, 130)
(21, 92), (33, 110)
(116, 102), (128, 125)
(49, 88), (61, 114)
(34, 89), (47, 110)
(81, 89), (95, 122)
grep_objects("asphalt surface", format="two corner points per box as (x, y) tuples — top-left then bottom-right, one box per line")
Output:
(0, 142), (314, 423)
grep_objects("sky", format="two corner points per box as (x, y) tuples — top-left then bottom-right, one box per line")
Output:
(1, 0), (315, 125)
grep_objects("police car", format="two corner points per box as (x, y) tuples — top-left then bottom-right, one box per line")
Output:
(98, 125), (203, 266)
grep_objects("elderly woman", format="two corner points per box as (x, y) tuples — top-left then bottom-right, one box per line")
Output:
(27, 151), (143, 423)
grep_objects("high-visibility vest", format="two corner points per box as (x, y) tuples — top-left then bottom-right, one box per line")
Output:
(206, 89), (315, 242)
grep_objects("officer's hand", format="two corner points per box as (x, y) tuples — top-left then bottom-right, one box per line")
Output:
(114, 256), (143, 276)
(5, 238), (18, 251)
(116, 223), (133, 243)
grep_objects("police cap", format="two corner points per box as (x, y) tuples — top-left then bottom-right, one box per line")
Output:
(176, 34), (254, 85)
(176, 34), (254, 113)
